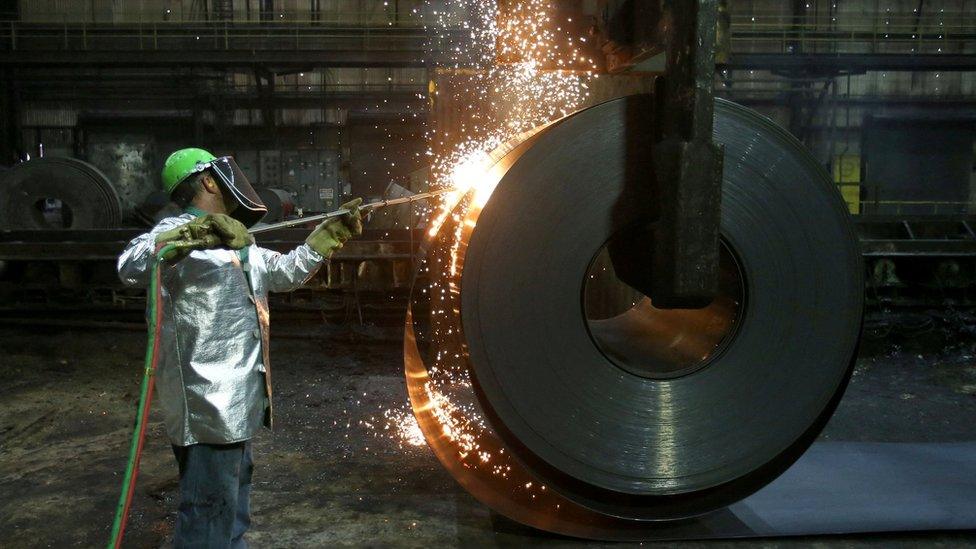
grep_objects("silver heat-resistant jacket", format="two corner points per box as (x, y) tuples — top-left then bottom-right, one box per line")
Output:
(118, 213), (324, 446)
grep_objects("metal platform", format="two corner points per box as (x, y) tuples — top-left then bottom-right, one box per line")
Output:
(857, 215), (976, 257)
(0, 227), (427, 324)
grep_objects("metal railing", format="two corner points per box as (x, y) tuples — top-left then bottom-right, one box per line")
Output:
(716, 89), (976, 102)
(837, 182), (975, 216)
(855, 200), (974, 216)
(227, 82), (425, 93)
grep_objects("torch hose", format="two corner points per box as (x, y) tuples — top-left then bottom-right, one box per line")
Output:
(107, 242), (176, 549)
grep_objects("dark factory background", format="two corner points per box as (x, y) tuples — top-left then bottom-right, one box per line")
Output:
(0, 1), (975, 547)
(0, 0), (973, 316)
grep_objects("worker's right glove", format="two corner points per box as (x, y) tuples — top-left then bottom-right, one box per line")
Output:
(156, 213), (253, 261)
(305, 198), (364, 258)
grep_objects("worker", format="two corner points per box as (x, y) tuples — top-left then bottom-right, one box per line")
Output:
(117, 148), (362, 548)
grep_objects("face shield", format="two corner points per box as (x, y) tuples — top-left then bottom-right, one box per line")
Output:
(207, 156), (267, 228)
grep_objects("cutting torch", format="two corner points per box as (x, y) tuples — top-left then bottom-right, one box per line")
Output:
(249, 187), (455, 235)
(158, 188), (455, 257)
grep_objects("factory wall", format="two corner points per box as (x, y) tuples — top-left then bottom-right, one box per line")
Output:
(14, 117), (352, 219)
(727, 0), (976, 106)
(348, 120), (427, 199)
(12, 61), (428, 217)
(7, 0), (974, 216)
(85, 132), (159, 218)
(725, 0), (976, 214)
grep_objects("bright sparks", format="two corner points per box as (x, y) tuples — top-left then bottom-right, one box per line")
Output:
(384, 408), (426, 448)
(426, 0), (596, 222)
(405, 0), (596, 478)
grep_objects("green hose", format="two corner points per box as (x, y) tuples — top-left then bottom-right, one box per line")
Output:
(108, 243), (177, 549)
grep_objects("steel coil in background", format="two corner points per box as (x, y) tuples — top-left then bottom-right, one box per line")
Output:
(405, 95), (863, 539)
(135, 187), (293, 227)
(135, 190), (183, 227)
(0, 157), (122, 229)
(256, 187), (297, 224)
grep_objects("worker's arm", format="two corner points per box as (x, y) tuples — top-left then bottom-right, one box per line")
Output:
(257, 244), (327, 293)
(304, 197), (363, 259)
(260, 198), (363, 293)
(154, 214), (252, 261)
(117, 217), (186, 287)
(118, 214), (253, 287)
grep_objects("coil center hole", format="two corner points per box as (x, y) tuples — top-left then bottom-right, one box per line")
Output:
(582, 241), (744, 379)
(33, 198), (74, 229)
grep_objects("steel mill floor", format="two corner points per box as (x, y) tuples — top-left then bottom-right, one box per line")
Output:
(1, 311), (976, 548)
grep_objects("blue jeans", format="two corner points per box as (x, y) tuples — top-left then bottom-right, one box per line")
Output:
(172, 441), (252, 549)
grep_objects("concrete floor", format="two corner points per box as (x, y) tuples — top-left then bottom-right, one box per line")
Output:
(1, 311), (975, 548)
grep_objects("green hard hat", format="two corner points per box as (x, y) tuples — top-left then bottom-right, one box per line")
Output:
(161, 148), (217, 194)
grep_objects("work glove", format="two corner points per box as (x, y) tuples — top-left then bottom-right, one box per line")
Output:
(155, 213), (254, 261)
(306, 198), (364, 258)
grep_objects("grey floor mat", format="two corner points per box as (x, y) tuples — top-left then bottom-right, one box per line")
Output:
(635, 441), (976, 540)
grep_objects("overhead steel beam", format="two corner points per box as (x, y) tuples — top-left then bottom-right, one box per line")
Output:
(717, 93), (976, 110)
(726, 53), (976, 72)
(20, 93), (426, 112)
(0, 49), (426, 68)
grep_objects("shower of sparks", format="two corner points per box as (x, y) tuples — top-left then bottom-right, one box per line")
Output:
(382, 408), (426, 448)
(416, 0), (598, 281)
(386, 0), (595, 499)
(342, 2), (594, 508)
(425, 0), (597, 224)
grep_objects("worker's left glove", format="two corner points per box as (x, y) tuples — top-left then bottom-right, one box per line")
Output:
(156, 213), (253, 261)
(306, 198), (364, 258)
(207, 213), (254, 249)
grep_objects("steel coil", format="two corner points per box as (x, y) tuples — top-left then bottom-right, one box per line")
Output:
(135, 190), (182, 227)
(0, 157), (122, 229)
(257, 187), (296, 224)
(404, 96), (863, 538)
